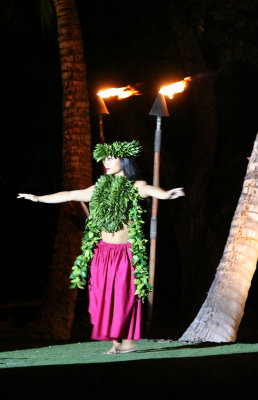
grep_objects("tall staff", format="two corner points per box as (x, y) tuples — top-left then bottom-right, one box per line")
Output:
(147, 93), (169, 328)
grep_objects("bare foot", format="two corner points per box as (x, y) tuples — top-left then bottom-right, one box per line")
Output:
(117, 340), (136, 353)
(103, 340), (121, 354)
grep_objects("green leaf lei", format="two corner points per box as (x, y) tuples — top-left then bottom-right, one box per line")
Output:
(70, 175), (152, 301)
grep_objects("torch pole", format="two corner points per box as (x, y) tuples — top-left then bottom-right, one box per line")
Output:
(80, 95), (109, 217)
(148, 116), (161, 322)
(98, 114), (105, 144)
(95, 94), (109, 145)
(147, 93), (169, 334)
(96, 95), (109, 175)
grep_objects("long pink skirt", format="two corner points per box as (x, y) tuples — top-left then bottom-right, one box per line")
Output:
(88, 241), (142, 341)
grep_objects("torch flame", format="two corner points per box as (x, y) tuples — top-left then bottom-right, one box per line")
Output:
(159, 77), (191, 99)
(97, 85), (140, 100)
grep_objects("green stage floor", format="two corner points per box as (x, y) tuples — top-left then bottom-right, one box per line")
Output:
(0, 339), (258, 368)
(0, 340), (257, 399)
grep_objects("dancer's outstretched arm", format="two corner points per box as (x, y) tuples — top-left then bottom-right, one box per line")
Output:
(135, 180), (185, 200)
(17, 185), (95, 204)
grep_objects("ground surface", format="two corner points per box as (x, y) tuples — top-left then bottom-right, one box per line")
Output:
(0, 300), (257, 399)
(0, 339), (257, 399)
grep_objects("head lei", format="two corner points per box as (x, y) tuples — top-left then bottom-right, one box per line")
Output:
(93, 140), (142, 162)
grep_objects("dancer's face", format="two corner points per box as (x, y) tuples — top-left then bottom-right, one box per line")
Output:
(103, 156), (124, 176)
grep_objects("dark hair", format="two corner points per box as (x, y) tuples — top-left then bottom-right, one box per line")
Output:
(120, 157), (138, 181)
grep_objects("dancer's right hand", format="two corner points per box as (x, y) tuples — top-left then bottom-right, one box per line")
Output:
(17, 193), (38, 202)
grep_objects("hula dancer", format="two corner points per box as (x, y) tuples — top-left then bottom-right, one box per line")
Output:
(18, 140), (184, 354)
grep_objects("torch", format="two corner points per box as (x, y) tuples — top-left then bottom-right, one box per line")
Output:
(80, 94), (109, 217)
(97, 85), (140, 143)
(97, 84), (140, 170)
(81, 85), (140, 216)
(97, 85), (140, 100)
(147, 77), (191, 328)
(147, 93), (169, 326)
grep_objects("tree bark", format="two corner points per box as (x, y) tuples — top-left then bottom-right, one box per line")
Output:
(34, 0), (92, 339)
(179, 133), (258, 342)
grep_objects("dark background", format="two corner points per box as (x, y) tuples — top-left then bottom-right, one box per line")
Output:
(0, 0), (257, 340)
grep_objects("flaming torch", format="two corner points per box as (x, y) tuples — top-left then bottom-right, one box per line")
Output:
(79, 94), (110, 217)
(159, 76), (191, 99)
(96, 85), (140, 143)
(147, 77), (191, 329)
(81, 85), (141, 218)
(97, 85), (140, 100)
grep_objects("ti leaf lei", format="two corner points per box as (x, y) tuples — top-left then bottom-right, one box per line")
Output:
(70, 175), (152, 301)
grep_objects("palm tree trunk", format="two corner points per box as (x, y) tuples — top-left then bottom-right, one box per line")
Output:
(179, 133), (258, 343)
(34, 0), (92, 339)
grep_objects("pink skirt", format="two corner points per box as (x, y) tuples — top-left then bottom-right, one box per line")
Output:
(88, 241), (142, 341)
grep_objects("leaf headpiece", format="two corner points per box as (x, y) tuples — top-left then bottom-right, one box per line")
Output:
(93, 140), (142, 162)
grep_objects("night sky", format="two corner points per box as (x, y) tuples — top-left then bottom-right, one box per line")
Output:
(1, 0), (258, 337)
